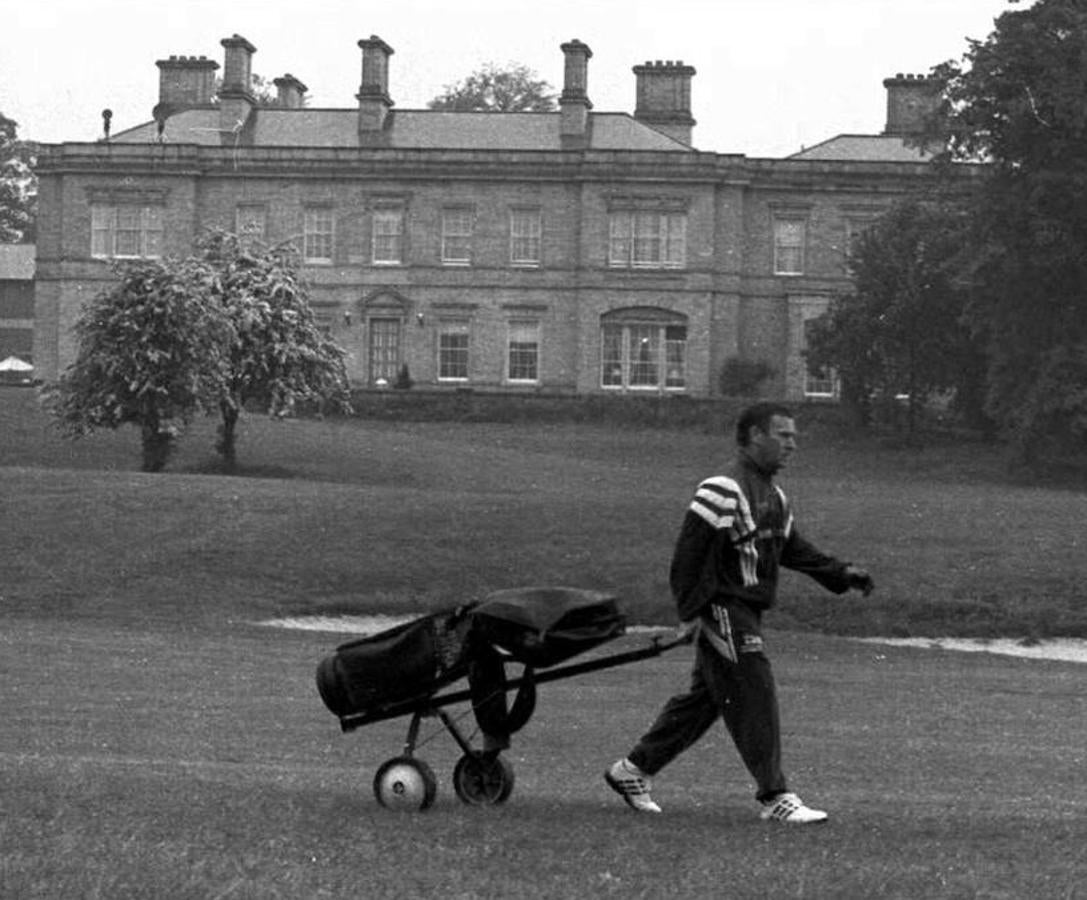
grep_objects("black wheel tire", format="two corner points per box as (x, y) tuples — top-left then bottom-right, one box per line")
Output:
(452, 752), (515, 806)
(373, 756), (438, 811)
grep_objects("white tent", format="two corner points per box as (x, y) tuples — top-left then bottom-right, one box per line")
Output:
(0, 356), (33, 372)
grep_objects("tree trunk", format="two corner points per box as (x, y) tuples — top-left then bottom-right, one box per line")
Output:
(216, 400), (239, 469)
(140, 419), (173, 472)
(840, 377), (872, 427)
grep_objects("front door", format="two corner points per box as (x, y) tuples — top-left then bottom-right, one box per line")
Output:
(368, 317), (402, 385)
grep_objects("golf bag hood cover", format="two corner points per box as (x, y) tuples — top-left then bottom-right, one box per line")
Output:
(467, 587), (626, 668)
(314, 587), (625, 721)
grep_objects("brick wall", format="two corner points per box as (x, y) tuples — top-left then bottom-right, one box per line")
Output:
(32, 144), (947, 394)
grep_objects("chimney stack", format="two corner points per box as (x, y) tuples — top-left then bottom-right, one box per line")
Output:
(882, 73), (939, 136)
(155, 54), (219, 108)
(559, 40), (593, 147)
(633, 60), (696, 146)
(357, 35), (395, 140)
(218, 34), (257, 138)
(273, 73), (308, 109)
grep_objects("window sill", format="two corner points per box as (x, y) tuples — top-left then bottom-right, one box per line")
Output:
(606, 267), (688, 276)
(600, 385), (688, 392)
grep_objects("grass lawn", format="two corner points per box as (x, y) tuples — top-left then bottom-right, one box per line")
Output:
(1, 387), (1085, 898)
(2, 387), (1085, 637)
(1, 618), (1083, 899)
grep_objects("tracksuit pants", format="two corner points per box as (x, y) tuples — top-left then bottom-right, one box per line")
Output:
(627, 602), (787, 803)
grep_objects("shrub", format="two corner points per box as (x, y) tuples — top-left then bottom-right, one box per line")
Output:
(394, 363), (414, 390)
(718, 357), (776, 397)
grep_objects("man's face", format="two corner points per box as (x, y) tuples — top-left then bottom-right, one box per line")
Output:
(748, 415), (797, 473)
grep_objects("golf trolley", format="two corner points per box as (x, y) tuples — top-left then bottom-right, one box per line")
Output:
(316, 587), (685, 811)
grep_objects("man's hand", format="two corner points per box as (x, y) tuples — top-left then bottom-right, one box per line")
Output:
(675, 619), (700, 644)
(845, 565), (875, 596)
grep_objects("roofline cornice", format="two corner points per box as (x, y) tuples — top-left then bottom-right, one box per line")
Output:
(34, 142), (983, 189)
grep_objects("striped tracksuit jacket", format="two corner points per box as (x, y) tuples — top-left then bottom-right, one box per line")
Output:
(628, 453), (853, 802)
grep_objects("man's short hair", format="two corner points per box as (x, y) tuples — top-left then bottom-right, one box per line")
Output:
(735, 402), (794, 446)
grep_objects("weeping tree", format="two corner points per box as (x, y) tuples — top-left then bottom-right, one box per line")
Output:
(47, 259), (231, 471)
(196, 229), (352, 467)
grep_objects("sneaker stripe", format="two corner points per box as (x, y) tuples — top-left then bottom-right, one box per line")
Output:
(605, 761), (661, 813)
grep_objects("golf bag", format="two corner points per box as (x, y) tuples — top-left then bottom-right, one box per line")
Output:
(315, 587), (626, 742)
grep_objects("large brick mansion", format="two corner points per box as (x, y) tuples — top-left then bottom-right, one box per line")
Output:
(33, 34), (954, 398)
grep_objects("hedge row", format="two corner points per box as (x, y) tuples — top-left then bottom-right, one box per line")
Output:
(340, 387), (851, 433)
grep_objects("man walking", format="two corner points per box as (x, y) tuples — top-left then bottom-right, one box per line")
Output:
(606, 402), (874, 823)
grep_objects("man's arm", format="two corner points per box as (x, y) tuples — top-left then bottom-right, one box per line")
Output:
(782, 526), (874, 595)
(670, 510), (715, 620)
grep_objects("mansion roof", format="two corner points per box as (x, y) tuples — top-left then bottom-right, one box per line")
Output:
(78, 35), (950, 164)
(110, 108), (692, 153)
(788, 134), (938, 162)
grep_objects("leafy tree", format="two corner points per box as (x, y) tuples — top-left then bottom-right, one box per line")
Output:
(927, 0), (1087, 462)
(805, 200), (984, 433)
(47, 259), (232, 471)
(196, 229), (351, 467)
(718, 357), (776, 397)
(0, 112), (36, 243)
(250, 74), (280, 106)
(48, 232), (351, 472)
(212, 73), (305, 106)
(428, 63), (557, 112)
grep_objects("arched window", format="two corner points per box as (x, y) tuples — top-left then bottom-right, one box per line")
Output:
(600, 308), (688, 390)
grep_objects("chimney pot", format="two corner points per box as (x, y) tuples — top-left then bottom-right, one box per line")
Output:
(882, 72), (939, 135)
(560, 39), (594, 145)
(357, 35), (395, 138)
(156, 52), (220, 109)
(218, 35), (257, 141)
(219, 34), (257, 97)
(633, 57), (697, 145)
(274, 73), (308, 109)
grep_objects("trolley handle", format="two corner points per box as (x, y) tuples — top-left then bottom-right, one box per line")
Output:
(338, 632), (689, 732)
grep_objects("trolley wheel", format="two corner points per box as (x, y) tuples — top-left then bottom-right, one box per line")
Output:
(373, 756), (438, 811)
(452, 752), (515, 806)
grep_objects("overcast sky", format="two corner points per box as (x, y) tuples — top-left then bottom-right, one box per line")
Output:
(3, 0), (1028, 157)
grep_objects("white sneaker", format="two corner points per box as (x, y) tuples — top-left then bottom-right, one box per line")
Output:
(760, 792), (828, 825)
(605, 758), (662, 813)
